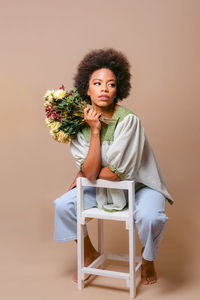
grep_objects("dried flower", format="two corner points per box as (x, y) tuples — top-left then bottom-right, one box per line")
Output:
(44, 86), (115, 143)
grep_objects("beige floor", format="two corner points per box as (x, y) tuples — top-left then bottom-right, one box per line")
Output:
(2, 0), (200, 298)
(2, 207), (200, 300)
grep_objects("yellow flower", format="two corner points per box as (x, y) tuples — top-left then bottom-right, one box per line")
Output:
(44, 90), (54, 99)
(48, 94), (54, 103)
(49, 129), (56, 137)
(44, 90), (54, 107)
(56, 130), (69, 143)
(53, 89), (66, 99)
(44, 98), (53, 107)
(44, 102), (49, 108)
(50, 121), (61, 132)
(45, 118), (53, 127)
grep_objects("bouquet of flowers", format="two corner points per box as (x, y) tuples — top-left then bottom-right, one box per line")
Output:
(44, 85), (114, 143)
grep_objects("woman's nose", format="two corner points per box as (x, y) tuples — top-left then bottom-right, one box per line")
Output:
(101, 83), (108, 92)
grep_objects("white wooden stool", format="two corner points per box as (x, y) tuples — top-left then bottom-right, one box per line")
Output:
(77, 177), (142, 299)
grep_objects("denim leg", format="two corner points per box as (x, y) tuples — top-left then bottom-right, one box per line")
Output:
(134, 187), (168, 261)
(54, 186), (96, 242)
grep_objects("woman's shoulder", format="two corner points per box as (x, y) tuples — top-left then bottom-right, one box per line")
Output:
(115, 105), (140, 123)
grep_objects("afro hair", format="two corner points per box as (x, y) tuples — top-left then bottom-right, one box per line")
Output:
(73, 48), (132, 103)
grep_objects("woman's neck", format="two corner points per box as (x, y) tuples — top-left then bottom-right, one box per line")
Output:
(92, 103), (119, 118)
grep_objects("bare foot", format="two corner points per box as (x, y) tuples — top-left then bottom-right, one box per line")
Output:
(141, 247), (157, 285)
(72, 250), (100, 283)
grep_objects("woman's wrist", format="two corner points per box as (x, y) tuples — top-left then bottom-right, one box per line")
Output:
(91, 128), (100, 135)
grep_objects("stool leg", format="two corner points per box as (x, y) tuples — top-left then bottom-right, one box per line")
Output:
(98, 219), (105, 270)
(98, 219), (104, 254)
(128, 182), (136, 299)
(77, 221), (84, 289)
(77, 179), (84, 290)
(128, 221), (135, 298)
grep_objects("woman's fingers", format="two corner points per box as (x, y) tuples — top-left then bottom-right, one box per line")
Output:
(83, 107), (101, 131)
(91, 110), (100, 119)
(84, 107), (101, 120)
(84, 107), (90, 114)
(87, 108), (95, 118)
(87, 107), (95, 116)
(94, 112), (101, 120)
(84, 107), (90, 119)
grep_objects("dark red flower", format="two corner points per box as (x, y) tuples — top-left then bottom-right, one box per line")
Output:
(45, 105), (62, 121)
(59, 85), (65, 90)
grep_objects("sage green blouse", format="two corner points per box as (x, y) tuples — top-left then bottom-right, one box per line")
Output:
(70, 105), (174, 211)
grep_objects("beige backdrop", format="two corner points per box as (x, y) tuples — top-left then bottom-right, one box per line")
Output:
(1, 0), (200, 299)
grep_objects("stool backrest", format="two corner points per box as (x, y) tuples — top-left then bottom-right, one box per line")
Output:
(76, 177), (135, 219)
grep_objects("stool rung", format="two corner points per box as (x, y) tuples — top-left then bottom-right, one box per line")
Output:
(135, 262), (142, 272)
(87, 253), (106, 269)
(106, 252), (129, 261)
(82, 267), (129, 280)
(106, 253), (142, 264)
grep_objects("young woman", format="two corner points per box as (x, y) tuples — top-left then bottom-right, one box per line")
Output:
(54, 48), (174, 285)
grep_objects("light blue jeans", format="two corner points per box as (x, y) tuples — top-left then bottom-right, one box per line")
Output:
(54, 186), (168, 261)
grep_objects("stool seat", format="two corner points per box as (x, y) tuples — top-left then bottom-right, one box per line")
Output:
(82, 207), (129, 221)
(76, 177), (141, 299)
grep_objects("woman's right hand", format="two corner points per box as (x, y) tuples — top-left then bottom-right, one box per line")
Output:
(84, 106), (101, 132)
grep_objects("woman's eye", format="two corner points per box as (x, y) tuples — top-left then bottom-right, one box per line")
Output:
(94, 82), (116, 87)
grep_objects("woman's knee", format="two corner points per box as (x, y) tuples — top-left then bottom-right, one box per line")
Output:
(135, 188), (168, 224)
(54, 186), (96, 216)
(54, 191), (76, 217)
(137, 210), (168, 231)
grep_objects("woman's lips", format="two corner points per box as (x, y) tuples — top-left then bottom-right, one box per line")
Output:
(98, 95), (110, 100)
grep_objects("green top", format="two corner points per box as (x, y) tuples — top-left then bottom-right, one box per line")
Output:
(81, 105), (136, 144)
(70, 105), (174, 209)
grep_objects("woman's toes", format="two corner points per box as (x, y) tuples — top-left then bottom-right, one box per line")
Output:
(141, 262), (157, 285)
(145, 275), (157, 285)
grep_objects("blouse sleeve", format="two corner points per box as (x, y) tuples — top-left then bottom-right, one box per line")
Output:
(105, 114), (146, 180)
(70, 131), (89, 170)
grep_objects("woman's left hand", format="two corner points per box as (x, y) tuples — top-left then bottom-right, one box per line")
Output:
(67, 170), (84, 191)
(98, 167), (121, 181)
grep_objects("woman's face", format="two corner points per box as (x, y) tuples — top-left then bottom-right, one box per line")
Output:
(87, 68), (117, 109)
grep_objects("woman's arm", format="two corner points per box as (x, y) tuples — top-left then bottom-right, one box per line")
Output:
(98, 166), (121, 181)
(67, 170), (84, 191)
(80, 107), (102, 182)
